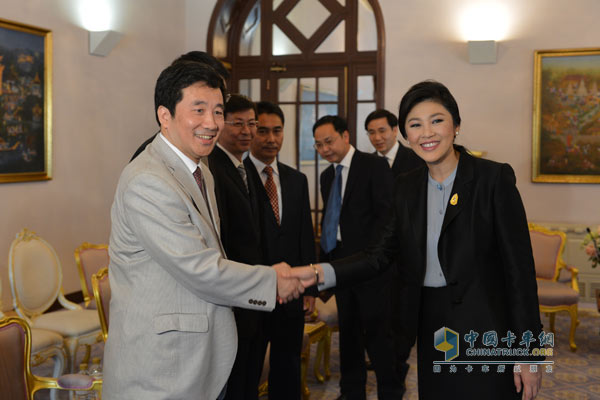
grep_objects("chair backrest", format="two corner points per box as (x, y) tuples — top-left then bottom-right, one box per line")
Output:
(92, 267), (110, 342)
(528, 223), (566, 280)
(74, 242), (109, 308)
(0, 316), (33, 400)
(8, 229), (64, 320)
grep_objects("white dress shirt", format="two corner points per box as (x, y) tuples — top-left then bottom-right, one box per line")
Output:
(331, 145), (355, 240)
(377, 141), (399, 168)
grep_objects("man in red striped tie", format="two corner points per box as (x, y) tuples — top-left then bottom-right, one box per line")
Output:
(245, 101), (317, 400)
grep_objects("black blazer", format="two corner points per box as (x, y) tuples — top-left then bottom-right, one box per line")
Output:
(320, 149), (394, 260)
(209, 146), (263, 336)
(208, 146), (262, 265)
(390, 142), (424, 177)
(332, 147), (542, 352)
(245, 158), (318, 302)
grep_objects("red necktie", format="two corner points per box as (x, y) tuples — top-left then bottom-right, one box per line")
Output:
(263, 166), (280, 225)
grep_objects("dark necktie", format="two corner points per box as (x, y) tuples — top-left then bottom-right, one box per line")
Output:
(237, 163), (249, 193)
(320, 164), (343, 253)
(193, 167), (215, 226)
(263, 166), (280, 225)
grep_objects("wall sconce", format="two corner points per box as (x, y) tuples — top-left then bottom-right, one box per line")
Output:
(468, 40), (497, 64)
(460, 3), (509, 65)
(89, 30), (122, 57)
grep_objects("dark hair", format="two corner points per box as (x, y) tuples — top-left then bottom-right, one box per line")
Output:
(364, 109), (397, 131)
(171, 51), (230, 81)
(225, 94), (257, 119)
(154, 62), (226, 126)
(312, 115), (348, 136)
(256, 101), (285, 125)
(397, 80), (461, 139)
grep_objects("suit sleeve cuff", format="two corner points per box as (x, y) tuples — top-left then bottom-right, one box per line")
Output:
(318, 263), (336, 290)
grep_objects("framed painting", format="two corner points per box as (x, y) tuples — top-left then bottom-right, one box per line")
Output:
(533, 48), (600, 183)
(0, 18), (52, 183)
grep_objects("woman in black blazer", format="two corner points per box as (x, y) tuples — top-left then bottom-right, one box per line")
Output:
(298, 81), (543, 399)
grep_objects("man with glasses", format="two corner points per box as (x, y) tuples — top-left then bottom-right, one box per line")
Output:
(313, 115), (403, 400)
(208, 94), (264, 400)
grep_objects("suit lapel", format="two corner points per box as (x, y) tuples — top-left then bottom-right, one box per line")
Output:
(216, 147), (249, 198)
(405, 167), (428, 269)
(341, 151), (360, 209)
(441, 149), (473, 234)
(151, 137), (224, 253)
(278, 162), (291, 227)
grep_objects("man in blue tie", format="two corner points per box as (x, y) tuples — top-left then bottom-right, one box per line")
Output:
(313, 116), (402, 400)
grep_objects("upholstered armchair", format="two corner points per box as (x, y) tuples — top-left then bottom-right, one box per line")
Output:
(74, 242), (109, 309)
(91, 267), (110, 342)
(8, 228), (103, 372)
(1, 275), (66, 400)
(0, 316), (101, 399)
(528, 223), (579, 351)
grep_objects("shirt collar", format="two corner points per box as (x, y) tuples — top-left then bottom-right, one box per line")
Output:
(335, 145), (355, 169)
(378, 141), (399, 162)
(217, 143), (243, 167)
(428, 164), (458, 189)
(159, 133), (201, 174)
(249, 153), (279, 176)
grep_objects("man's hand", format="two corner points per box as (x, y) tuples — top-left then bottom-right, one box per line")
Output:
(303, 295), (316, 315)
(273, 262), (304, 304)
(514, 364), (542, 399)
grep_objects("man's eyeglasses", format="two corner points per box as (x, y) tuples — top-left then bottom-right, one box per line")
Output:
(313, 135), (339, 151)
(224, 120), (258, 129)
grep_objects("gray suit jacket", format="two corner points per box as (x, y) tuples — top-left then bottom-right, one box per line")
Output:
(103, 136), (277, 399)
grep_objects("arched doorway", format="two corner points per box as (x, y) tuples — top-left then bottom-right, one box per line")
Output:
(208, 0), (385, 229)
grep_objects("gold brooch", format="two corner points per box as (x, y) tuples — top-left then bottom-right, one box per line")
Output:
(450, 193), (458, 206)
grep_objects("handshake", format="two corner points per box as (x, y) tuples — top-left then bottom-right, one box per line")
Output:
(273, 263), (325, 303)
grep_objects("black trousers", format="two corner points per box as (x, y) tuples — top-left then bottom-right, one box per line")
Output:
(336, 277), (404, 400)
(257, 299), (305, 400)
(417, 286), (520, 399)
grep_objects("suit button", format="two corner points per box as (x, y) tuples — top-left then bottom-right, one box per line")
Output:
(248, 300), (252, 304)
(261, 301), (266, 306)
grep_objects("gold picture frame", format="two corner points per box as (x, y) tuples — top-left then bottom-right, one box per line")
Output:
(532, 48), (600, 183)
(0, 18), (52, 183)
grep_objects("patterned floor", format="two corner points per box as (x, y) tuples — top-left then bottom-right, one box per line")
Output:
(33, 308), (600, 399)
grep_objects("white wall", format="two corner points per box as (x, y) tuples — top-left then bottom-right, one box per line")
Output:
(1, 0), (187, 311)
(379, 0), (600, 224)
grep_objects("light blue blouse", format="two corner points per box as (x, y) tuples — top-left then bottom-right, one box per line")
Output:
(423, 167), (457, 287)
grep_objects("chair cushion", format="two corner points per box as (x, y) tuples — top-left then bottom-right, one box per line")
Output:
(315, 296), (338, 326)
(31, 328), (63, 352)
(57, 373), (95, 390)
(0, 322), (28, 400)
(537, 280), (579, 306)
(33, 309), (100, 337)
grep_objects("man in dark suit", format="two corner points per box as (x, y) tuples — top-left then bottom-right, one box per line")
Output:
(130, 51), (230, 162)
(365, 109), (423, 177)
(365, 108), (424, 390)
(208, 94), (264, 400)
(244, 101), (317, 400)
(313, 115), (402, 400)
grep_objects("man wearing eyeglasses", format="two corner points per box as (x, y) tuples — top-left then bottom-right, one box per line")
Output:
(208, 94), (265, 400)
(313, 115), (403, 400)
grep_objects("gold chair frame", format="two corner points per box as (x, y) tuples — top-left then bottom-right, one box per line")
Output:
(74, 242), (109, 308)
(0, 316), (102, 399)
(529, 223), (579, 351)
(8, 228), (103, 371)
(91, 267), (109, 342)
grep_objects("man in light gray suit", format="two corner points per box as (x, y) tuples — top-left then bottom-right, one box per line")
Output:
(103, 62), (304, 399)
